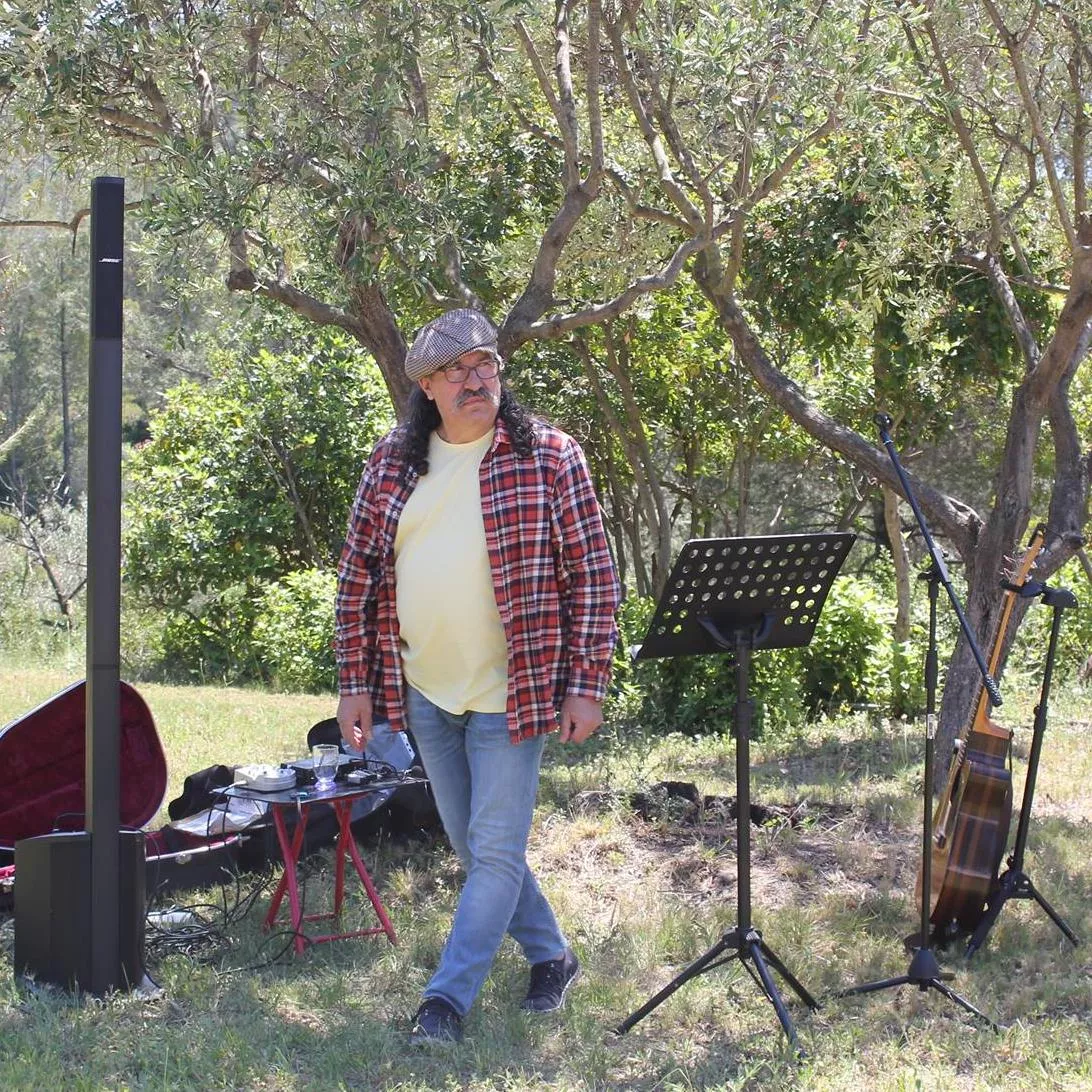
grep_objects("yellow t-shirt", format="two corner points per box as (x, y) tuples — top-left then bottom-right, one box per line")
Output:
(394, 428), (508, 714)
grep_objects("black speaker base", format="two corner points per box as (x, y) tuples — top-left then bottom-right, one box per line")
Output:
(14, 831), (146, 994)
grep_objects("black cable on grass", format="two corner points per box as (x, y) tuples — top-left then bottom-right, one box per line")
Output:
(218, 929), (316, 974)
(145, 784), (375, 973)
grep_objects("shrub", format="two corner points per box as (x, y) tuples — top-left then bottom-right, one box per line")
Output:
(123, 312), (392, 684)
(155, 584), (264, 685)
(797, 576), (892, 714)
(253, 569), (337, 693)
(617, 572), (898, 739)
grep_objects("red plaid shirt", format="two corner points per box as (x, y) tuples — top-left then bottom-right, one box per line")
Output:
(335, 415), (620, 742)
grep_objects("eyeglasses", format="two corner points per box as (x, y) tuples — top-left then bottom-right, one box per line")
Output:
(437, 357), (501, 383)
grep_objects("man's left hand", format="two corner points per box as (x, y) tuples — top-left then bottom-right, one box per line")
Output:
(559, 695), (605, 744)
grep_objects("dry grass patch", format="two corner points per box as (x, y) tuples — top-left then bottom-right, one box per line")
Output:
(2, 666), (1091, 1089)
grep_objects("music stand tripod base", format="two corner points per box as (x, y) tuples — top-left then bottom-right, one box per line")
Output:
(613, 533), (855, 1056)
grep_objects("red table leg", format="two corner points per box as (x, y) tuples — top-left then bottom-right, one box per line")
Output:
(265, 803), (310, 955)
(262, 794), (398, 951)
(334, 798), (398, 944)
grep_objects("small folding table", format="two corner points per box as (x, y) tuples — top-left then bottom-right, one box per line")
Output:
(219, 779), (410, 955)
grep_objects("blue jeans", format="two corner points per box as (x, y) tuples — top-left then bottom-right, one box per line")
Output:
(406, 685), (566, 1016)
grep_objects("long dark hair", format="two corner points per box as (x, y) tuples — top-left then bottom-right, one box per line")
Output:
(399, 384), (536, 478)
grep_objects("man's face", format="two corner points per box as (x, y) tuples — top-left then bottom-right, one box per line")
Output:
(418, 349), (502, 441)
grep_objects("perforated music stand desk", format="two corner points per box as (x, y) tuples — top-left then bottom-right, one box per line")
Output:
(615, 532), (855, 1055)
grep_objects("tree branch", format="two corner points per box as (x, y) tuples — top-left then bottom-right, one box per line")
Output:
(472, 39), (564, 152)
(505, 234), (706, 347)
(913, 8), (1007, 252)
(695, 266), (980, 551)
(226, 231), (361, 334)
(604, 13), (704, 231)
(1066, 22), (1087, 220)
(602, 169), (691, 231)
(514, 18), (569, 154)
(0, 401), (52, 462)
(1, 200), (146, 241)
(184, 2), (219, 153)
(981, 0), (1076, 248)
(586, 0), (605, 174)
(638, 47), (714, 220)
(92, 105), (173, 140)
(553, 1), (581, 187)
(740, 107), (842, 214)
(954, 250), (1040, 369)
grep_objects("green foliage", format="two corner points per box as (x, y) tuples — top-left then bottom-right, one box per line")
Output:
(1007, 555), (1092, 684)
(155, 585), (263, 685)
(742, 138), (1052, 444)
(616, 573), (901, 741)
(889, 639), (925, 719)
(252, 569), (338, 694)
(0, 229), (87, 504)
(798, 576), (892, 714)
(123, 311), (393, 680)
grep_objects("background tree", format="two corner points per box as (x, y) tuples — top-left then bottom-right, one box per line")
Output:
(123, 313), (392, 678)
(3, 0), (1088, 767)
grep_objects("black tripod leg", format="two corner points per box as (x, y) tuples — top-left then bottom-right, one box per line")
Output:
(754, 937), (820, 1010)
(839, 974), (913, 998)
(746, 937), (804, 1056)
(926, 978), (1004, 1031)
(1025, 878), (1081, 946)
(966, 892), (1007, 958)
(967, 872), (1081, 958)
(614, 932), (740, 1035)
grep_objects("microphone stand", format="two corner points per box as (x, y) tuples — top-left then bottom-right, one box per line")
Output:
(840, 415), (1001, 1029)
(873, 416), (1002, 711)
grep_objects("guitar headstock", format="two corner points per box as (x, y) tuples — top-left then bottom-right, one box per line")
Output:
(1003, 525), (1046, 588)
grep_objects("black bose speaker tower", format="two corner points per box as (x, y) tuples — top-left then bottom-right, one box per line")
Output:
(13, 177), (146, 994)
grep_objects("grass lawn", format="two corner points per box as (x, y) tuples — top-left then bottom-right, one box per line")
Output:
(1, 665), (1090, 1090)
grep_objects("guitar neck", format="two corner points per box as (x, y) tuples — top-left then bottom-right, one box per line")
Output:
(965, 527), (1046, 737)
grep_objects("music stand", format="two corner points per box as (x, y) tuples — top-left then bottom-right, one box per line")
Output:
(614, 532), (855, 1055)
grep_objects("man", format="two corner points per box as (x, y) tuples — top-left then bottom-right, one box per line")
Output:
(335, 308), (621, 1045)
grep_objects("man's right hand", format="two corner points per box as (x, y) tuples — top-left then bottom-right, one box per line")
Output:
(337, 692), (374, 752)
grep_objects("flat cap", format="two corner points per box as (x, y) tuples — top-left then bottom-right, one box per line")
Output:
(404, 308), (500, 381)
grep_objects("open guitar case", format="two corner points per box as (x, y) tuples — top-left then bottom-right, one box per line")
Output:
(0, 681), (442, 915)
(0, 680), (252, 912)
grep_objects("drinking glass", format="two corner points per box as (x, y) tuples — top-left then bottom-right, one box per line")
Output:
(311, 743), (340, 790)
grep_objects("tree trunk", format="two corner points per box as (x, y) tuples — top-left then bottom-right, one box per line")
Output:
(883, 486), (912, 644)
(348, 283), (414, 418)
(602, 447), (630, 591)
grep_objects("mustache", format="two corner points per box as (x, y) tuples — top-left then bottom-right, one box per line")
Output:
(456, 387), (495, 406)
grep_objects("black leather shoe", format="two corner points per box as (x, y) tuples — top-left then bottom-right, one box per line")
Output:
(409, 997), (463, 1045)
(521, 948), (580, 1012)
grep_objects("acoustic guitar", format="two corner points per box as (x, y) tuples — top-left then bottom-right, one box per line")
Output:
(922, 526), (1045, 934)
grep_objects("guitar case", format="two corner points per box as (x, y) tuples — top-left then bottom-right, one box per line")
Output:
(0, 680), (167, 860)
(0, 680), (241, 904)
